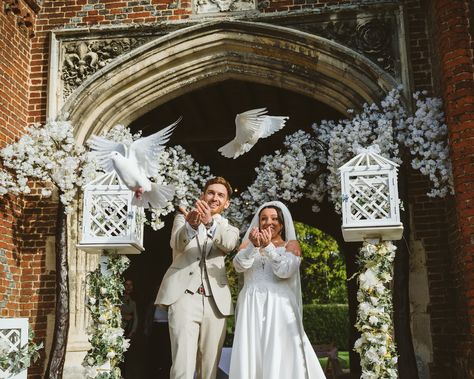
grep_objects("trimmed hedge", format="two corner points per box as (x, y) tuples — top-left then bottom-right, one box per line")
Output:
(225, 304), (349, 350)
(303, 304), (349, 350)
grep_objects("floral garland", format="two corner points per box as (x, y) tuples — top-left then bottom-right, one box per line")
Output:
(83, 253), (131, 379)
(0, 330), (43, 379)
(354, 241), (398, 379)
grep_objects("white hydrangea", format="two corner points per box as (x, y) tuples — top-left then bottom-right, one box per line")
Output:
(0, 121), (88, 213)
(396, 91), (454, 197)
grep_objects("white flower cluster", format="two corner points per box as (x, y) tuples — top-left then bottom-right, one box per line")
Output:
(312, 88), (404, 213)
(354, 241), (398, 379)
(0, 121), (92, 213)
(151, 145), (211, 230)
(226, 130), (319, 231)
(83, 253), (131, 379)
(396, 92), (454, 197)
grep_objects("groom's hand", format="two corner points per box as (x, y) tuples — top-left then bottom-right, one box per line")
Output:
(179, 206), (201, 229)
(196, 199), (212, 225)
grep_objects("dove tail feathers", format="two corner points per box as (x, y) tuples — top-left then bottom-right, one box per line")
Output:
(218, 139), (240, 159)
(133, 184), (175, 209)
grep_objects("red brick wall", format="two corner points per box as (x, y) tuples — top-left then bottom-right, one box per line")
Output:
(1, 2), (56, 377)
(402, 0), (472, 377)
(18, 190), (58, 378)
(433, 0), (474, 377)
(0, 2), (33, 316)
(404, 0), (434, 91)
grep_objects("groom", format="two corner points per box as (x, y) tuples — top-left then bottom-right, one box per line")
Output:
(155, 177), (240, 379)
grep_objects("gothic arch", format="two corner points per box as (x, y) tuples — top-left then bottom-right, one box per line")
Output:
(60, 20), (399, 144)
(59, 20), (404, 377)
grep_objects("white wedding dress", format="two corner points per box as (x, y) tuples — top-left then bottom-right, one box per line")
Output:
(229, 243), (326, 379)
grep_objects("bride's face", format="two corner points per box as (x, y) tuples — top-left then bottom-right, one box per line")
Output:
(259, 208), (283, 239)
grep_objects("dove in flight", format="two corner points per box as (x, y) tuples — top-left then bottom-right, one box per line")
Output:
(88, 118), (182, 209)
(218, 108), (289, 159)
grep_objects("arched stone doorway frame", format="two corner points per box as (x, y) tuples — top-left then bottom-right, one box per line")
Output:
(60, 20), (399, 143)
(59, 20), (409, 377)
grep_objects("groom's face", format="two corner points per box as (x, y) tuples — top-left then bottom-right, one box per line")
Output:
(201, 183), (230, 215)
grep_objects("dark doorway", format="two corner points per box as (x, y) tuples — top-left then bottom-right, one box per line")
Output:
(122, 79), (348, 378)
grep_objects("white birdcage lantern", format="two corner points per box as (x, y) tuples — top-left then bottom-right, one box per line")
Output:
(78, 171), (145, 254)
(339, 145), (403, 242)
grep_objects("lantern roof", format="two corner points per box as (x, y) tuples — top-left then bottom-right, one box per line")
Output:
(339, 145), (398, 171)
(84, 170), (127, 188)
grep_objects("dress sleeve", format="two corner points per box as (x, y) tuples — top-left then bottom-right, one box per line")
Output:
(233, 244), (259, 273)
(261, 243), (301, 279)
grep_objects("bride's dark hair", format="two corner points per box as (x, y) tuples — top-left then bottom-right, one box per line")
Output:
(258, 205), (286, 241)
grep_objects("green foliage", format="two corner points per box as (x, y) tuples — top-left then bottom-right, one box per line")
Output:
(224, 315), (235, 347)
(83, 253), (131, 378)
(295, 221), (347, 304)
(303, 304), (350, 351)
(0, 330), (43, 377)
(318, 351), (350, 370)
(226, 250), (241, 305)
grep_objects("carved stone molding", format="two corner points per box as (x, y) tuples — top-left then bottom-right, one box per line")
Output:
(273, 12), (400, 77)
(194, 0), (256, 15)
(61, 37), (153, 99)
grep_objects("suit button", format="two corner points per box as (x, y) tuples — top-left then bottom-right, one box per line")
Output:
(197, 257), (200, 261)
(189, 272), (193, 275)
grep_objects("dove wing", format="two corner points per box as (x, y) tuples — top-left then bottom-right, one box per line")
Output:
(129, 117), (181, 178)
(259, 115), (289, 139)
(234, 107), (268, 140)
(88, 135), (127, 172)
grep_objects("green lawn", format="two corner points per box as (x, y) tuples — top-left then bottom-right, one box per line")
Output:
(318, 351), (349, 370)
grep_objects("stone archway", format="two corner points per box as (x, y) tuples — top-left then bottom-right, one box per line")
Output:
(60, 20), (398, 143)
(60, 20), (402, 377)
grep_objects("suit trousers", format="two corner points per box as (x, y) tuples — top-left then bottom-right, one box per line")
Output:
(168, 291), (226, 379)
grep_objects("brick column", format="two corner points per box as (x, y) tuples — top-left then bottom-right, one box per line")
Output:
(433, 0), (474, 376)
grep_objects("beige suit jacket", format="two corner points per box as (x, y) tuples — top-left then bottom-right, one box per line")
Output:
(155, 213), (240, 316)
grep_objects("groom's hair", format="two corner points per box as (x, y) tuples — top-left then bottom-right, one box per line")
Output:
(203, 177), (233, 199)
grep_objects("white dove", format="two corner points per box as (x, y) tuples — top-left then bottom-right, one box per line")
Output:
(218, 108), (289, 159)
(88, 118), (181, 209)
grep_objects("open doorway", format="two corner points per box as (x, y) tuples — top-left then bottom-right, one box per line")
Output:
(121, 79), (353, 378)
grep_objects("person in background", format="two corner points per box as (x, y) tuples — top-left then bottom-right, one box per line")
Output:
(120, 279), (138, 378)
(121, 279), (138, 339)
(144, 286), (172, 379)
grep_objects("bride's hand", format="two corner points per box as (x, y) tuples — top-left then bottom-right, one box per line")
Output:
(259, 228), (272, 247)
(249, 227), (261, 247)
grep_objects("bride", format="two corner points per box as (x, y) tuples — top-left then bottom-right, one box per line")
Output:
(228, 201), (326, 379)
